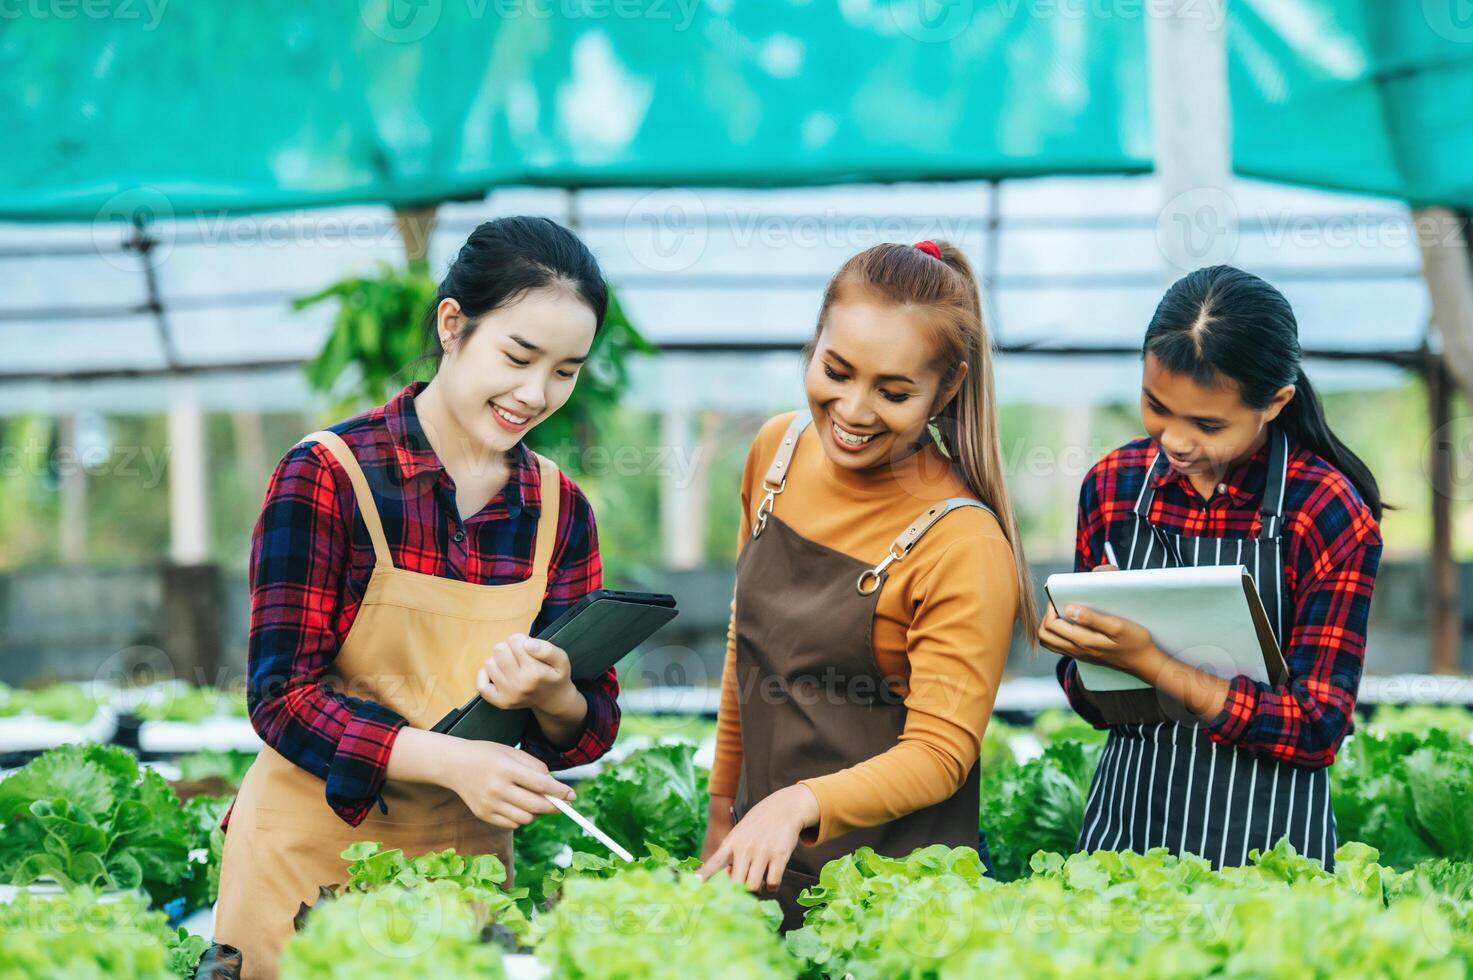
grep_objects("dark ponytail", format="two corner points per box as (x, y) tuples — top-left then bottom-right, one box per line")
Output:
(425, 216), (608, 365)
(1144, 265), (1383, 522)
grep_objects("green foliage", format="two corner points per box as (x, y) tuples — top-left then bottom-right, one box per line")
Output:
(294, 262), (438, 408)
(0, 744), (193, 899)
(533, 865), (796, 979)
(539, 842), (700, 902)
(0, 682), (101, 724)
(514, 742), (709, 910)
(0, 888), (204, 978)
(339, 841), (529, 944)
(166, 794), (232, 915)
(1366, 704), (1473, 740)
(135, 685), (246, 723)
(280, 880), (508, 979)
(568, 742), (708, 861)
(977, 738), (1102, 881)
(612, 712), (718, 747)
(174, 748), (257, 788)
(1331, 729), (1473, 868)
(789, 841), (1473, 979)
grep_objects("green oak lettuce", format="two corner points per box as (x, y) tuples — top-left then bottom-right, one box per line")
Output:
(281, 880), (507, 979)
(0, 743), (193, 898)
(534, 864), (796, 979)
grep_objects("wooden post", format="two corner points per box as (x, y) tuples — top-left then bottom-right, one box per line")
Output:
(1428, 353), (1461, 674)
(1415, 207), (1472, 674)
(393, 205), (439, 268)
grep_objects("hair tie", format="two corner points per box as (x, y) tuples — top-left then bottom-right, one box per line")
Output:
(914, 240), (942, 259)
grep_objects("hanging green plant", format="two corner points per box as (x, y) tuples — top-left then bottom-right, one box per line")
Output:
(294, 261), (439, 409)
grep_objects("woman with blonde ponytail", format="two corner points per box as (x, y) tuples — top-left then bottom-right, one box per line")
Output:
(697, 240), (1031, 928)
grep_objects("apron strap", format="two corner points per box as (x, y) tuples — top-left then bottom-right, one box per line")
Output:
(529, 452), (562, 580)
(302, 430), (395, 569)
(1137, 429), (1289, 541)
(1256, 426), (1289, 540)
(857, 497), (997, 595)
(1133, 449), (1167, 521)
(752, 411), (812, 538)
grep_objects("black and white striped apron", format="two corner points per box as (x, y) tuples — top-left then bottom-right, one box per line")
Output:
(1076, 427), (1338, 870)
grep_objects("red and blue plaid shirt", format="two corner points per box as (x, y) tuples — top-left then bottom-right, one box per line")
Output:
(240, 381), (618, 827)
(1057, 434), (1382, 768)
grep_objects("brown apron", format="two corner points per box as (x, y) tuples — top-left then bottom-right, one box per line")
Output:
(215, 429), (561, 979)
(731, 413), (987, 930)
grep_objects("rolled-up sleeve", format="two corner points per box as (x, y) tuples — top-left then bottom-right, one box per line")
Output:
(1205, 489), (1381, 767)
(246, 443), (406, 827)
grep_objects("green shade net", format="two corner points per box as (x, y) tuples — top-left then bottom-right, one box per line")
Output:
(0, 0), (1468, 220)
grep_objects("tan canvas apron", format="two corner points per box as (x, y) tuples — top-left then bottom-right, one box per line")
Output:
(732, 413), (989, 930)
(215, 429), (561, 979)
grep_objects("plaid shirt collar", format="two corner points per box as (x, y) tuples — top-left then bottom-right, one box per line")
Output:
(1147, 433), (1272, 507)
(382, 381), (541, 520)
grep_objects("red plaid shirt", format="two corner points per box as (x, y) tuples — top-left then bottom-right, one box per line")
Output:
(238, 382), (618, 827)
(1057, 434), (1382, 768)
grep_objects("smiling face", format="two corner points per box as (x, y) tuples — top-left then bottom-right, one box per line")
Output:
(1140, 352), (1294, 478)
(430, 287), (596, 461)
(803, 299), (966, 472)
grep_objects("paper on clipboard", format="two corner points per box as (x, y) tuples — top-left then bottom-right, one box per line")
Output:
(1043, 564), (1288, 693)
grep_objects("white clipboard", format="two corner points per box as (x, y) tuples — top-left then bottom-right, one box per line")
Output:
(1043, 564), (1288, 693)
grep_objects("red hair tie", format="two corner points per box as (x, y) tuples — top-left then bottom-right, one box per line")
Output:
(914, 240), (942, 259)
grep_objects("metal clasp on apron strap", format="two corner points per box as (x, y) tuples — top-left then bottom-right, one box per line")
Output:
(855, 498), (996, 596)
(752, 477), (785, 538)
(751, 414), (810, 539)
(857, 542), (905, 595)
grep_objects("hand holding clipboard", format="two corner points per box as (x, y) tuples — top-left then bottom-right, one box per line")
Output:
(1041, 564), (1288, 725)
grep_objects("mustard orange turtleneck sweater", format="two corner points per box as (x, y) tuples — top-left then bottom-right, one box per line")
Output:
(709, 411), (1020, 845)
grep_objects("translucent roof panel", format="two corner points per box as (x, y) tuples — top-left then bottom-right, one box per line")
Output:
(0, 175), (1429, 414)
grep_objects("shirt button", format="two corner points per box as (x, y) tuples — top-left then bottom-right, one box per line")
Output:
(1217, 483), (1227, 495)
(452, 529), (466, 542)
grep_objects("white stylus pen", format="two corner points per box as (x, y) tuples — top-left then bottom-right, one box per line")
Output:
(544, 793), (635, 862)
(1103, 540), (1120, 567)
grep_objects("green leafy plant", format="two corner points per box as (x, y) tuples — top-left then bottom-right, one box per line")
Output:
(1366, 704), (1473, 740)
(165, 794), (232, 914)
(0, 683), (100, 724)
(0, 744), (193, 897)
(280, 880), (508, 979)
(790, 841), (1473, 979)
(539, 842), (700, 902)
(533, 865), (796, 979)
(977, 738), (1102, 881)
(0, 887), (204, 978)
(1332, 729), (1473, 868)
(175, 748), (257, 788)
(568, 742), (708, 861)
(338, 841), (529, 944)
(295, 262), (439, 407)
(135, 685), (245, 724)
(513, 742), (709, 910)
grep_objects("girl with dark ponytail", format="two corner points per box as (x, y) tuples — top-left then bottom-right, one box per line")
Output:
(1040, 264), (1383, 872)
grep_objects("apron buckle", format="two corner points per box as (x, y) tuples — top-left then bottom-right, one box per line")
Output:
(856, 544), (905, 595)
(752, 480), (785, 538)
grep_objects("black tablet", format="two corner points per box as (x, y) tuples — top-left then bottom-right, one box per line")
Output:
(431, 589), (678, 743)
